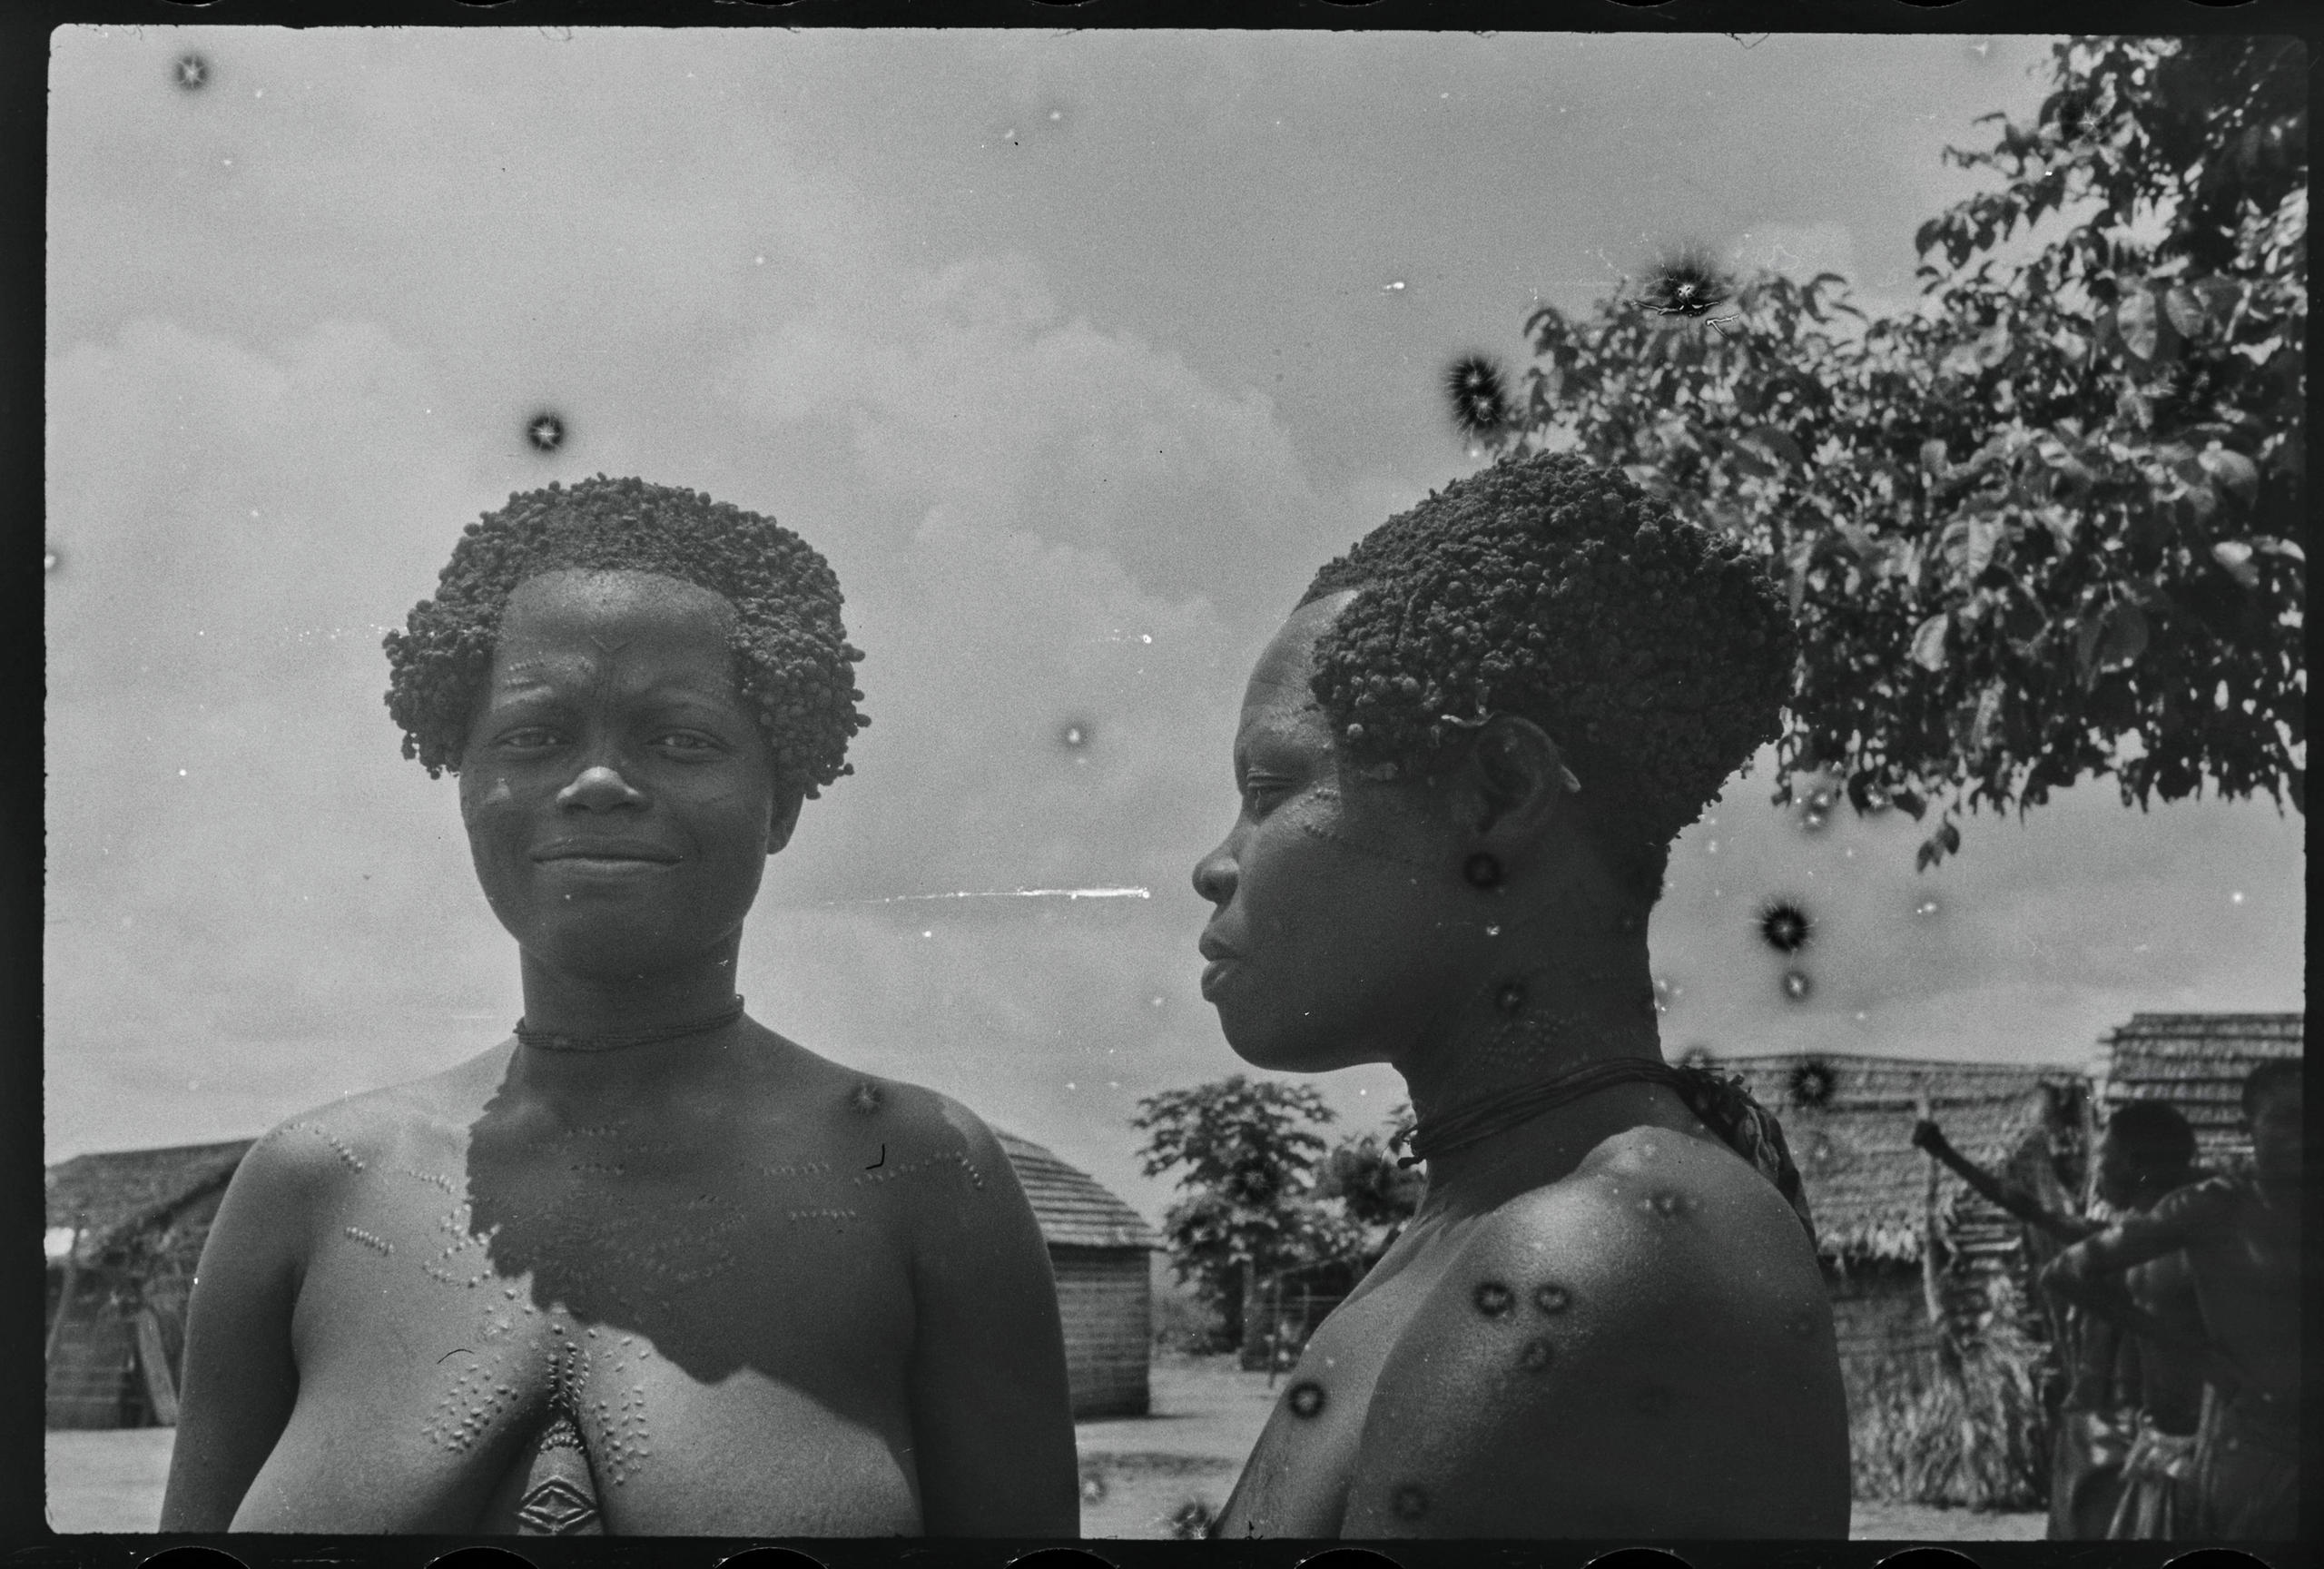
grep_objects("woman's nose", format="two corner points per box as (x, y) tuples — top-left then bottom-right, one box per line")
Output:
(1191, 836), (1238, 906)
(557, 763), (646, 812)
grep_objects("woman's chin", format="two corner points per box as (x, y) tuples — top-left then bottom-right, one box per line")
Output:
(1218, 1015), (1372, 1077)
(521, 933), (718, 989)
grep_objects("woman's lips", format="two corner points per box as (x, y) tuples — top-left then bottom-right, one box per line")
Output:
(1199, 957), (1239, 1000)
(539, 854), (675, 876)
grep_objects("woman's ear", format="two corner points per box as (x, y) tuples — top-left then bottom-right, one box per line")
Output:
(767, 789), (805, 855)
(1457, 715), (1578, 847)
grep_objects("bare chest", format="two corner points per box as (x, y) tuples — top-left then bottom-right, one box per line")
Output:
(250, 1134), (921, 1533)
(1214, 1268), (1439, 1539)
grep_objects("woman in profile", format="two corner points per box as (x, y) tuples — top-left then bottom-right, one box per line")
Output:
(1193, 452), (1850, 1538)
(162, 477), (1078, 1535)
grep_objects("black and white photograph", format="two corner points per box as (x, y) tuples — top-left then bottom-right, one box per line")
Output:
(39, 24), (2304, 1548)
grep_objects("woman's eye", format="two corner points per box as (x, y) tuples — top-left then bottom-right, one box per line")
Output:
(497, 727), (560, 751)
(655, 732), (722, 755)
(1241, 777), (1291, 812)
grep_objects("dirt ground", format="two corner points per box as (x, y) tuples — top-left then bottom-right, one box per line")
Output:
(43, 1426), (174, 1534)
(45, 1355), (2045, 1541)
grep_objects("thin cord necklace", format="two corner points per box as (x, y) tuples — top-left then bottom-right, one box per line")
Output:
(515, 995), (747, 1053)
(1393, 1056), (1686, 1166)
(1392, 1055), (1819, 1247)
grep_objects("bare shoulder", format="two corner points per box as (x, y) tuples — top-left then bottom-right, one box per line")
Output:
(762, 1051), (1027, 1221)
(187, 1077), (478, 1347)
(841, 1078), (1022, 1227)
(244, 1050), (507, 1191)
(1342, 1126), (1849, 1537)
(1497, 1124), (1820, 1303)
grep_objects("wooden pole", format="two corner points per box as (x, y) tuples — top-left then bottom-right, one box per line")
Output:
(44, 1245), (82, 1366)
(1916, 1094), (1945, 1331)
(134, 1305), (180, 1426)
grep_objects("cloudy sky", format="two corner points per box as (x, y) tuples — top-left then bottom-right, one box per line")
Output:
(45, 28), (2303, 1219)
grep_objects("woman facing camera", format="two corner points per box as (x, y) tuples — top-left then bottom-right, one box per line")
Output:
(161, 478), (1078, 1536)
(1195, 454), (1849, 1538)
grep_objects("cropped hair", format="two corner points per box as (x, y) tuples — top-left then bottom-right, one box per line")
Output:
(1298, 451), (1797, 900)
(383, 476), (868, 798)
(2241, 1058), (2301, 1120)
(2103, 1099), (2197, 1175)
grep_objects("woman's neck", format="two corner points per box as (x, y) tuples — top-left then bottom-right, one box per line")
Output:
(512, 942), (746, 1042)
(1393, 924), (1678, 1204)
(1396, 927), (1663, 1125)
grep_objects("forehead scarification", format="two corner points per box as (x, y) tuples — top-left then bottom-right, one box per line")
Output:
(1243, 592), (1353, 720)
(485, 576), (750, 713)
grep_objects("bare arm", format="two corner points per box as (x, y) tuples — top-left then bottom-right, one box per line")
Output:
(2041, 1183), (2249, 1393)
(1910, 1120), (2091, 1242)
(158, 1128), (329, 1530)
(1341, 1144), (1849, 1538)
(903, 1107), (1078, 1536)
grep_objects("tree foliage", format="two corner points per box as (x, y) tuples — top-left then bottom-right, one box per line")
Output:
(1131, 1076), (1356, 1347)
(1463, 36), (2304, 868)
(1315, 1128), (1426, 1260)
(1132, 1079), (1424, 1347)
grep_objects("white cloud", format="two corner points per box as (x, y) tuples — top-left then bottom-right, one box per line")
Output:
(44, 31), (1341, 1176)
(42, 28), (2301, 1210)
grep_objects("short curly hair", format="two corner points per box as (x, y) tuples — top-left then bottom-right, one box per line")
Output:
(383, 475), (868, 798)
(1298, 452), (1796, 900)
(2103, 1099), (2196, 1174)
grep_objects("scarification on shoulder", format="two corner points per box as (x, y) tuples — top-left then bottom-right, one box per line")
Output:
(852, 1147), (985, 1189)
(278, 1120), (366, 1173)
(389, 1165), (461, 1196)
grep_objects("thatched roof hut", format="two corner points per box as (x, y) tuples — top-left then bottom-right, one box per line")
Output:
(2088, 1012), (2303, 1179)
(44, 1139), (250, 1428)
(992, 1130), (1160, 1417)
(1706, 1051), (2083, 1281)
(1701, 1051), (2083, 1510)
(48, 1130), (1158, 1427)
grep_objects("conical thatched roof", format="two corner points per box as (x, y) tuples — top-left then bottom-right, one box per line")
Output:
(1697, 1052), (2081, 1266)
(992, 1130), (1157, 1251)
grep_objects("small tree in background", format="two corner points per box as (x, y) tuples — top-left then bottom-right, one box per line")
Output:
(1131, 1076), (1356, 1350)
(1456, 35), (2304, 869)
(1315, 1121), (1427, 1269)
